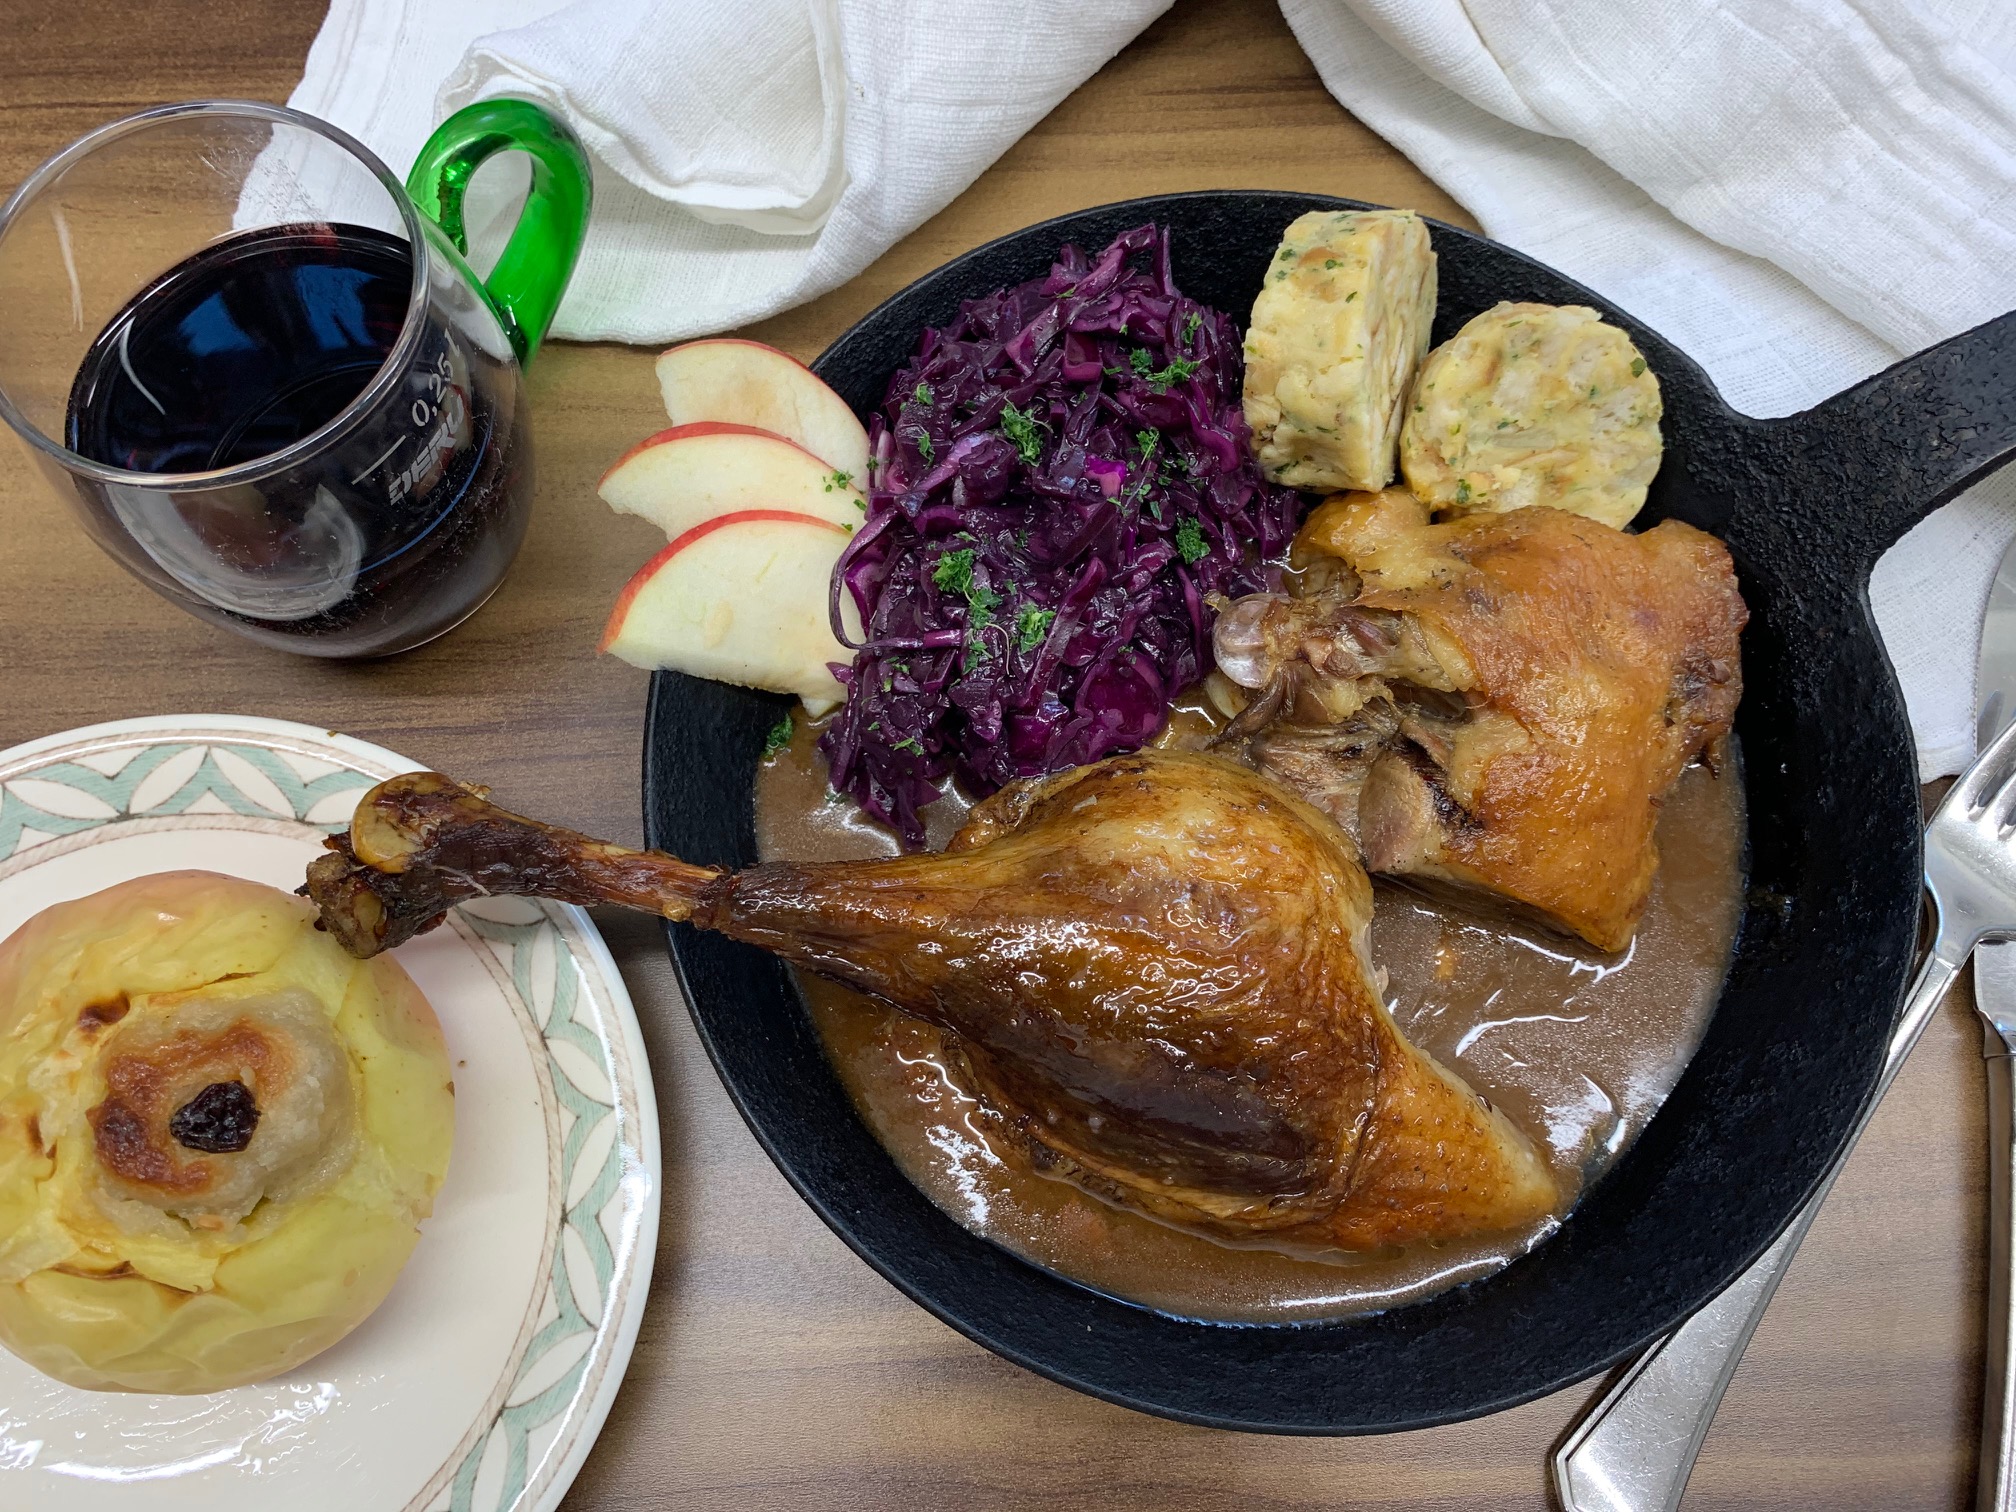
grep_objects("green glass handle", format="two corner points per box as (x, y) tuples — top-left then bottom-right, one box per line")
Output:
(406, 98), (592, 367)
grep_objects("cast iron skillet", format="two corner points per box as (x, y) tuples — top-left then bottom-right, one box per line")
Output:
(644, 191), (2016, 1432)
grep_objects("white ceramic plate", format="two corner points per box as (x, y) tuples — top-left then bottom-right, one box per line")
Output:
(0, 716), (659, 1512)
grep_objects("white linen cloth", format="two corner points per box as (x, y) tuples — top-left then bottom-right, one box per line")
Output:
(288, 0), (1170, 345)
(289, 0), (2016, 775)
(1284, 0), (2016, 778)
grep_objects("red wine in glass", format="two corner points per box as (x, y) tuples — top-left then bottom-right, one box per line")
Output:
(63, 221), (530, 657)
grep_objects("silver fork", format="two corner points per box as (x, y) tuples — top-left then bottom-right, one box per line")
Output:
(1553, 714), (2016, 1512)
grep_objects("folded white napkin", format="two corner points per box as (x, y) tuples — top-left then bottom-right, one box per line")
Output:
(289, 0), (1171, 345)
(1284, 0), (2016, 778)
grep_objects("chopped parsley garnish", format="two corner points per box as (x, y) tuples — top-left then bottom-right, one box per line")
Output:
(891, 736), (924, 756)
(1183, 311), (1203, 340)
(933, 548), (977, 596)
(1015, 604), (1056, 652)
(1001, 400), (1047, 465)
(933, 547), (1002, 654)
(1324, 258), (1341, 269)
(1345, 290), (1358, 302)
(916, 432), (934, 464)
(1126, 347), (1203, 393)
(912, 381), (933, 405)
(822, 469), (854, 492)
(1174, 517), (1208, 565)
(1110, 430), (1163, 513)
(1630, 357), (1647, 377)
(761, 715), (794, 758)
(855, 496), (868, 512)
(1455, 478), (1473, 504)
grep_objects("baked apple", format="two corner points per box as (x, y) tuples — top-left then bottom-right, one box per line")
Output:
(0, 870), (454, 1393)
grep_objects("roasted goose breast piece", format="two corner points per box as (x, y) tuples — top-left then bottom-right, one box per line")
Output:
(304, 753), (1558, 1251)
(1214, 489), (1745, 952)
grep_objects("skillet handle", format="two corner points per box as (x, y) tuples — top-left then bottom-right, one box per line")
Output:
(1751, 309), (2016, 581)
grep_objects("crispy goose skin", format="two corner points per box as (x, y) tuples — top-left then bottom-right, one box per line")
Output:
(303, 753), (1557, 1250)
(1214, 489), (1745, 951)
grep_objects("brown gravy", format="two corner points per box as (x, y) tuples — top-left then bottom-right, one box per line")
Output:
(755, 706), (1746, 1322)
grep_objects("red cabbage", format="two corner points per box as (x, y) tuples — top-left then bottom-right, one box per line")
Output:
(819, 223), (1305, 846)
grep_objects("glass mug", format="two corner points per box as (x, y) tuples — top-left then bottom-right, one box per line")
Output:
(0, 99), (591, 657)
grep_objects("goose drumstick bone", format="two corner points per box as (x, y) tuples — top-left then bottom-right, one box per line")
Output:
(304, 771), (721, 958)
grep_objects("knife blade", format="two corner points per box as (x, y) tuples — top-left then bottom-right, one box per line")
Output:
(1971, 523), (2016, 1037)
(1968, 520), (2016, 1044)
(1961, 525), (2016, 1040)
(1980, 534), (2016, 751)
(1970, 527), (2016, 1512)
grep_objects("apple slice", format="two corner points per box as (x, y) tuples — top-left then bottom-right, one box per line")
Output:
(655, 339), (870, 483)
(600, 508), (861, 715)
(599, 422), (866, 542)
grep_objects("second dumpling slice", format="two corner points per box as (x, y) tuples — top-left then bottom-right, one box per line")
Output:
(1400, 301), (1663, 528)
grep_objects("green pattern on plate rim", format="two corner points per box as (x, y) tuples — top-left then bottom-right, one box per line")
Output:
(0, 725), (655, 1512)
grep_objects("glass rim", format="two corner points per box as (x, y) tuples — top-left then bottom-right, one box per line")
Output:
(0, 99), (433, 491)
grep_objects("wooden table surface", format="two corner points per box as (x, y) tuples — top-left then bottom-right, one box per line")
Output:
(0, 2), (1989, 1507)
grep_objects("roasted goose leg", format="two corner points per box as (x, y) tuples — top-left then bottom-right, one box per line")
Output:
(1213, 489), (1746, 952)
(305, 751), (1557, 1250)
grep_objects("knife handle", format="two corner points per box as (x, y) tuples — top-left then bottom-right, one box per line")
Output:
(1982, 1027), (2016, 1512)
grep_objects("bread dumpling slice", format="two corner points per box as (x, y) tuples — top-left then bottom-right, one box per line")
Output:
(1401, 301), (1662, 529)
(1243, 208), (1437, 493)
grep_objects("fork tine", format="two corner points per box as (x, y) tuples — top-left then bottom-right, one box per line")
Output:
(1960, 716), (2016, 816)
(1990, 760), (2016, 835)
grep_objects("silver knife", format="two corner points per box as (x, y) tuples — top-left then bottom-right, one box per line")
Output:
(1972, 533), (2016, 1512)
